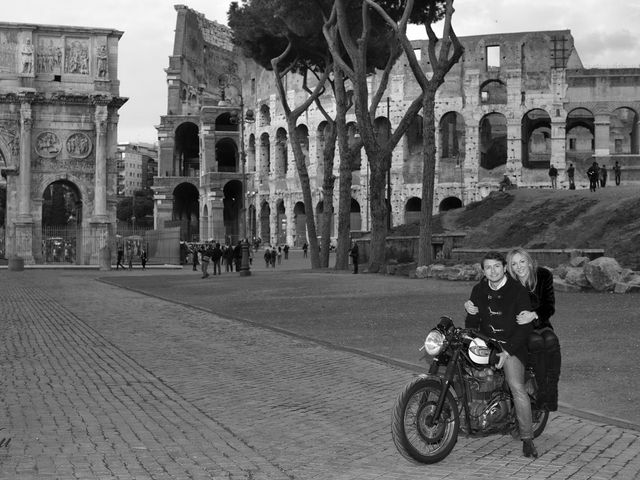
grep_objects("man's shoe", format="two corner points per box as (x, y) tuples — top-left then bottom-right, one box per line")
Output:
(523, 439), (539, 458)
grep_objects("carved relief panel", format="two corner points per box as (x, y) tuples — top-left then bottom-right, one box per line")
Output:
(64, 38), (90, 75)
(0, 120), (20, 161)
(35, 131), (62, 158)
(0, 29), (18, 73)
(36, 36), (63, 74)
(66, 132), (92, 158)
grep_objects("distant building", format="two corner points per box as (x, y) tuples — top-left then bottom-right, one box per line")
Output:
(0, 21), (126, 264)
(156, 6), (640, 246)
(117, 143), (158, 196)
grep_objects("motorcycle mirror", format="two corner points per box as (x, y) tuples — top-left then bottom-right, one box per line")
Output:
(438, 316), (454, 330)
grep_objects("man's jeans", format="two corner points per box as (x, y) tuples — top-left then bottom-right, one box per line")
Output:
(503, 354), (533, 439)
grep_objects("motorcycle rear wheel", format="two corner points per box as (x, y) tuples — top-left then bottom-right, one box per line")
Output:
(391, 377), (460, 464)
(532, 405), (549, 438)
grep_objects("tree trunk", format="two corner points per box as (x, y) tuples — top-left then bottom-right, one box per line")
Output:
(320, 122), (337, 268)
(418, 91), (437, 266)
(334, 68), (354, 270)
(368, 157), (387, 272)
(288, 117), (321, 269)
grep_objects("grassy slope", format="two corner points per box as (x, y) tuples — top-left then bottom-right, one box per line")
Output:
(435, 186), (640, 269)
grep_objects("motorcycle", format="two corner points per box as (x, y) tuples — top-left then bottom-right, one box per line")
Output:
(391, 316), (549, 464)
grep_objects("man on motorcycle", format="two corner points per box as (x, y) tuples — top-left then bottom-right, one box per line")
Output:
(464, 251), (538, 458)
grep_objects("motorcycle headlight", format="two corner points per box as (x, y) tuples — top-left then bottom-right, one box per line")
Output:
(424, 329), (445, 356)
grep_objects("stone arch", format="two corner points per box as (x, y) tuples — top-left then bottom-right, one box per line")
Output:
(260, 132), (271, 176)
(216, 137), (237, 172)
(276, 199), (287, 244)
(41, 179), (83, 264)
(566, 108), (595, 166)
(439, 112), (466, 182)
(293, 201), (306, 247)
(480, 79), (507, 104)
(522, 108), (552, 168)
(172, 182), (199, 241)
(260, 201), (271, 244)
(439, 196), (463, 212)
(174, 122), (199, 177)
(404, 196), (421, 224)
(479, 112), (507, 171)
(275, 128), (287, 178)
(215, 112), (238, 133)
(248, 134), (256, 172)
(223, 180), (242, 243)
(610, 107), (638, 154)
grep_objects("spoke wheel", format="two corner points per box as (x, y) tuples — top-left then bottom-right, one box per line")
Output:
(391, 377), (460, 464)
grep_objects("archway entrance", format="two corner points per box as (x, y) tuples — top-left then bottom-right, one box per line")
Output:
(41, 180), (82, 264)
(223, 180), (242, 244)
(173, 182), (199, 241)
(276, 199), (287, 245)
(293, 201), (306, 247)
(439, 196), (463, 212)
(260, 202), (271, 244)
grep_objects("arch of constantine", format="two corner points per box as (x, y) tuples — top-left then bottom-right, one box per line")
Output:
(156, 6), (640, 247)
(0, 21), (126, 264)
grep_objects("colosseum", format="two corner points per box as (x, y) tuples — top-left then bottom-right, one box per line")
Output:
(154, 5), (640, 247)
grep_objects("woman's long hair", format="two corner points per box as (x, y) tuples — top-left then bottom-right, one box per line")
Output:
(506, 247), (537, 291)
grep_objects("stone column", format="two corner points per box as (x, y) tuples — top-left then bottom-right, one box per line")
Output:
(14, 98), (34, 263)
(93, 102), (109, 222)
(18, 100), (33, 220)
(551, 119), (567, 178)
(594, 114), (610, 159)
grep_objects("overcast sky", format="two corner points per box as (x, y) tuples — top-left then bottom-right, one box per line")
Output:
(5, 0), (640, 145)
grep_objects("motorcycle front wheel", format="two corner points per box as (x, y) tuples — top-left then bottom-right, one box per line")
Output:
(391, 377), (460, 464)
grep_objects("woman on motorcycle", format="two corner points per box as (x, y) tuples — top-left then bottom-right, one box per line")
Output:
(506, 248), (561, 412)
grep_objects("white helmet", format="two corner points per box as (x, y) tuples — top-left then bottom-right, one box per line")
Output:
(468, 338), (491, 365)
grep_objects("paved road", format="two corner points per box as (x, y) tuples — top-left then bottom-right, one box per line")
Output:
(0, 268), (639, 479)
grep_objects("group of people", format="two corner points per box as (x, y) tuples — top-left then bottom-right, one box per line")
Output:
(586, 161), (622, 191)
(263, 244), (290, 267)
(539, 160), (623, 191)
(116, 243), (148, 270)
(464, 248), (561, 459)
(193, 241), (250, 278)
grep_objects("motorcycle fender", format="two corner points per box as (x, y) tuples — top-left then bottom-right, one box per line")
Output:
(417, 374), (460, 401)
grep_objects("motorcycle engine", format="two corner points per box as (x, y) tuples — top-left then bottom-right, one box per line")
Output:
(465, 367), (509, 431)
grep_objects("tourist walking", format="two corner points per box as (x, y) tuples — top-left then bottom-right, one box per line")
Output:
(587, 161), (599, 192)
(224, 244), (234, 272)
(264, 246), (271, 268)
(567, 163), (575, 190)
(613, 161), (621, 185)
(192, 246), (199, 271)
(234, 241), (243, 271)
(140, 248), (147, 270)
(548, 164), (558, 189)
(349, 241), (359, 274)
(211, 242), (223, 275)
(599, 164), (607, 187)
(200, 245), (211, 278)
(283, 244), (289, 259)
(116, 243), (125, 270)
(302, 242), (308, 258)
(277, 246), (282, 265)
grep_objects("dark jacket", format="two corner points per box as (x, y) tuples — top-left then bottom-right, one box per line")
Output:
(211, 245), (223, 262)
(466, 275), (533, 363)
(529, 267), (555, 330)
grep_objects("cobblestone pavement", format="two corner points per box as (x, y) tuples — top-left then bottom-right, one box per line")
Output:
(1, 270), (639, 479)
